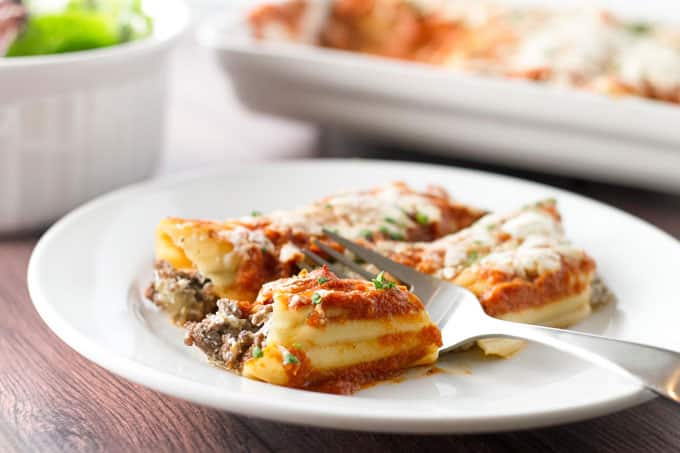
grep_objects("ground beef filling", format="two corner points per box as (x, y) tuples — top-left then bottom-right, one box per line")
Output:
(145, 260), (219, 324)
(185, 300), (273, 372)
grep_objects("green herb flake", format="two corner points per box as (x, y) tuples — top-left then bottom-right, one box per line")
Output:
(311, 292), (323, 305)
(360, 229), (374, 240)
(283, 351), (300, 365)
(379, 225), (404, 241)
(325, 203), (333, 209)
(486, 223), (496, 231)
(252, 346), (263, 359)
(390, 232), (405, 241)
(293, 343), (302, 349)
(372, 271), (396, 290)
(251, 210), (262, 217)
(317, 277), (329, 285)
(467, 250), (479, 264)
(384, 217), (398, 225)
(415, 212), (429, 225)
(261, 246), (268, 254)
(626, 22), (651, 35)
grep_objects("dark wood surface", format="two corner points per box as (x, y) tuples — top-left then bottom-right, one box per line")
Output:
(3, 22), (680, 453)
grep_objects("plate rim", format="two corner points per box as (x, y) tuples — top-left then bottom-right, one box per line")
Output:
(28, 158), (666, 433)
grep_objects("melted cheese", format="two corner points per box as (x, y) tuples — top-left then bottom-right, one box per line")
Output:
(509, 8), (680, 92)
(423, 202), (572, 281)
(479, 247), (562, 277)
(618, 38), (680, 93)
(222, 226), (275, 256)
(510, 10), (622, 82)
(279, 242), (303, 263)
(501, 210), (563, 239)
(267, 184), (443, 239)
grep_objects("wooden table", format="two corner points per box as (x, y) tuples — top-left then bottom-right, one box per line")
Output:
(3, 28), (680, 453)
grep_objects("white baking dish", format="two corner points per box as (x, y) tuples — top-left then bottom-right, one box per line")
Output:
(199, 0), (680, 193)
(0, 0), (189, 233)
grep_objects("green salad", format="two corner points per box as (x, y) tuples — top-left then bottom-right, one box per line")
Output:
(5, 0), (153, 57)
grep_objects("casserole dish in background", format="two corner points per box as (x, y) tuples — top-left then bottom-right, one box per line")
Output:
(0, 0), (189, 233)
(199, 0), (680, 193)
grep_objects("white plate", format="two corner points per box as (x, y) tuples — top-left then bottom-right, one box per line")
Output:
(199, 0), (680, 193)
(28, 159), (680, 433)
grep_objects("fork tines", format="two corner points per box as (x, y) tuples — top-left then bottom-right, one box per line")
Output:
(321, 229), (434, 289)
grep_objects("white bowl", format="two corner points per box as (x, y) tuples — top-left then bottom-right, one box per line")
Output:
(0, 0), (189, 233)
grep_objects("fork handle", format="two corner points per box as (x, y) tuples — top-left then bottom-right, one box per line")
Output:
(487, 319), (680, 404)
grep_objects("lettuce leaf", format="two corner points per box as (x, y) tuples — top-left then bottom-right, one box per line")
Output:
(6, 0), (153, 57)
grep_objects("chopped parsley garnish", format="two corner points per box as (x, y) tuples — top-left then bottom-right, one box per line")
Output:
(626, 22), (651, 35)
(360, 229), (373, 240)
(467, 251), (479, 264)
(384, 216), (398, 225)
(293, 342), (302, 349)
(317, 276), (329, 285)
(250, 210), (262, 217)
(261, 246), (268, 254)
(283, 351), (300, 365)
(372, 271), (396, 290)
(415, 212), (429, 225)
(252, 346), (263, 359)
(380, 225), (404, 241)
(472, 240), (484, 246)
(311, 292), (323, 305)
(325, 203), (333, 209)
(535, 198), (556, 207)
(486, 223), (496, 231)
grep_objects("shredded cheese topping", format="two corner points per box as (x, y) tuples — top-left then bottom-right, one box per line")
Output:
(266, 184), (443, 238)
(388, 200), (586, 281)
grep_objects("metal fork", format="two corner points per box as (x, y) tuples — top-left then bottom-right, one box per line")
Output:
(304, 229), (680, 405)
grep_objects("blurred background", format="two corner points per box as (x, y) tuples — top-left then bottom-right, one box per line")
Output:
(1, 0), (679, 235)
(162, 0), (316, 172)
